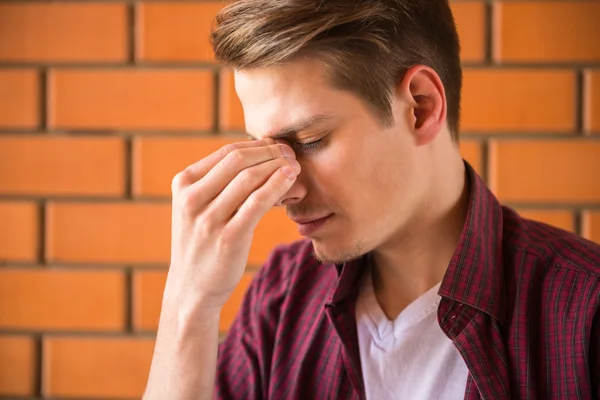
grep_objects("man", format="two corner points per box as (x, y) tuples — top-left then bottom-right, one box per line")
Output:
(144, 0), (600, 399)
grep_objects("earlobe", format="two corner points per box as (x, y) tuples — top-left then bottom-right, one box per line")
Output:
(400, 65), (447, 146)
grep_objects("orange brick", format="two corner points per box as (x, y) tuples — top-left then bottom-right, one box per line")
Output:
(136, 2), (224, 62)
(489, 140), (600, 203)
(219, 69), (245, 131)
(133, 270), (255, 332)
(43, 337), (153, 398)
(494, 2), (600, 63)
(48, 69), (214, 131)
(584, 70), (600, 134)
(133, 136), (239, 197)
(462, 69), (575, 132)
(46, 202), (171, 265)
(132, 270), (166, 332)
(0, 3), (127, 62)
(0, 336), (35, 396)
(459, 140), (482, 176)
(252, 207), (301, 266)
(0, 269), (124, 331)
(0, 202), (38, 262)
(516, 210), (574, 233)
(451, 2), (485, 62)
(582, 211), (600, 245)
(0, 69), (38, 128)
(0, 135), (125, 196)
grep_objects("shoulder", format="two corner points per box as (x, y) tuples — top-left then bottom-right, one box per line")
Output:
(501, 206), (600, 279)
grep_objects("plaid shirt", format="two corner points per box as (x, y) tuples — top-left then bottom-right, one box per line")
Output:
(216, 163), (600, 399)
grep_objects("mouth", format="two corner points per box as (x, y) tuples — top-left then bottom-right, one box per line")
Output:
(290, 214), (333, 236)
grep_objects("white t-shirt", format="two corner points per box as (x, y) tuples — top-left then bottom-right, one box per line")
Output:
(356, 270), (469, 400)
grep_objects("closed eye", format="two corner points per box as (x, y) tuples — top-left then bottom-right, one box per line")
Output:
(296, 138), (325, 151)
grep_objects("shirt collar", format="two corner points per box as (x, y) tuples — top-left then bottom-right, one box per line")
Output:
(438, 161), (505, 323)
(330, 254), (369, 305)
(330, 161), (506, 322)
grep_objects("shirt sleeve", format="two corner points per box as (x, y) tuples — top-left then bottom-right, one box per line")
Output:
(214, 247), (292, 400)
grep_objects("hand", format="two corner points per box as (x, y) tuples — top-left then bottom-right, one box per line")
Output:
(163, 139), (301, 320)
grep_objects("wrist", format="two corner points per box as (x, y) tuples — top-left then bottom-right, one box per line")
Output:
(159, 298), (222, 337)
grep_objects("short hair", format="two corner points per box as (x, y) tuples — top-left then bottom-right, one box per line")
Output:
(210, 0), (462, 140)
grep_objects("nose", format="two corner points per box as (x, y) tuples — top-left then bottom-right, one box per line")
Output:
(275, 172), (307, 207)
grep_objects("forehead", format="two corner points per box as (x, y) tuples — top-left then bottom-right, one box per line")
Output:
(234, 59), (343, 138)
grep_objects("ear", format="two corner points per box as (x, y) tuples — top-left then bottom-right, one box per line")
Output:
(397, 65), (447, 146)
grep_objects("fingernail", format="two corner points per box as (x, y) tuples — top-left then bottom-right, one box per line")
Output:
(281, 166), (298, 180)
(280, 144), (296, 159)
(288, 158), (301, 172)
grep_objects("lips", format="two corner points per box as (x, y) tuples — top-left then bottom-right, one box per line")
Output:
(290, 214), (333, 236)
(289, 215), (331, 225)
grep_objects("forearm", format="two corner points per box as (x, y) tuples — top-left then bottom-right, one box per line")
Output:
(143, 305), (221, 400)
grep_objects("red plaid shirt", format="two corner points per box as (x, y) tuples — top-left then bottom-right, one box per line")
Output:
(216, 163), (600, 399)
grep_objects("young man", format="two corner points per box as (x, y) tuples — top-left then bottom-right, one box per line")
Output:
(144, 0), (600, 399)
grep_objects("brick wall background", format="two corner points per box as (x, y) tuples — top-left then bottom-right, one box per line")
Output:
(0, 1), (599, 398)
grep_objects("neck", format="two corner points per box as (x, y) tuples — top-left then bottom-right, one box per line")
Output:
(371, 145), (469, 320)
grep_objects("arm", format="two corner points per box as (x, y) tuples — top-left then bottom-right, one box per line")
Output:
(146, 259), (276, 400)
(144, 303), (221, 400)
(142, 140), (300, 400)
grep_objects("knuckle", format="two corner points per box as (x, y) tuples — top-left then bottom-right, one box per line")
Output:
(216, 228), (234, 249)
(219, 143), (237, 158)
(196, 214), (220, 237)
(229, 148), (248, 167)
(238, 168), (256, 184)
(245, 194), (267, 213)
(220, 148), (247, 171)
(171, 171), (188, 193)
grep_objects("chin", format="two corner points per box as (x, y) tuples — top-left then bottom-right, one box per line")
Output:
(311, 238), (368, 265)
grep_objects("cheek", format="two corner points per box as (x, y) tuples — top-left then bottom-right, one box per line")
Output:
(299, 146), (350, 200)
(303, 150), (343, 187)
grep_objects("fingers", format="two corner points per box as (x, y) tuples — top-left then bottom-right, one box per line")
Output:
(228, 164), (300, 233)
(204, 157), (301, 221)
(173, 139), (275, 189)
(183, 143), (296, 206)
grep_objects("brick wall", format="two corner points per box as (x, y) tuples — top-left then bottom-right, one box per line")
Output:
(0, 1), (599, 398)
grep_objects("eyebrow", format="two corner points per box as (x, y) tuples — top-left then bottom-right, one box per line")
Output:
(247, 114), (334, 141)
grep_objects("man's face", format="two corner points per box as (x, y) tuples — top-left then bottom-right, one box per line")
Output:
(235, 58), (426, 264)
